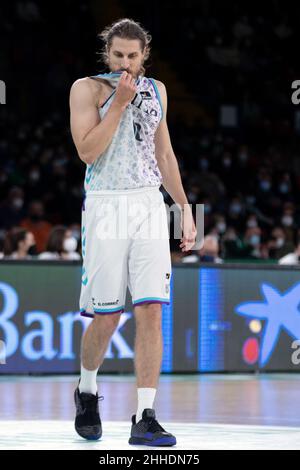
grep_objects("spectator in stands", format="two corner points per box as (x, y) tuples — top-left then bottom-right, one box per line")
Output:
(243, 226), (263, 259)
(267, 226), (294, 260)
(20, 201), (52, 253)
(222, 226), (253, 260)
(3, 228), (36, 259)
(182, 234), (223, 263)
(227, 197), (246, 232)
(0, 232), (4, 259)
(245, 214), (259, 229)
(1, 2), (299, 263)
(211, 214), (227, 236)
(279, 202), (296, 241)
(279, 238), (300, 265)
(38, 225), (81, 260)
(0, 187), (26, 230)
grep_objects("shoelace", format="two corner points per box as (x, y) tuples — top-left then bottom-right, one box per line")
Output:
(146, 418), (166, 433)
(81, 394), (104, 412)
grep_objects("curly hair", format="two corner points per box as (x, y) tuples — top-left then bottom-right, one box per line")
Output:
(97, 18), (152, 76)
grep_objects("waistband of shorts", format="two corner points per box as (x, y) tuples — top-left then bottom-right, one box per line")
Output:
(85, 186), (161, 197)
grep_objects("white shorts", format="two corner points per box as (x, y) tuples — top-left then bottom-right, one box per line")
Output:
(79, 186), (172, 317)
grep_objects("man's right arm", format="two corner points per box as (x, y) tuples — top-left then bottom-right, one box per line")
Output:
(69, 78), (125, 165)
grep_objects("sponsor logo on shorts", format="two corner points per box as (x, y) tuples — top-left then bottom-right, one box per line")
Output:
(92, 298), (119, 307)
(101, 300), (119, 306)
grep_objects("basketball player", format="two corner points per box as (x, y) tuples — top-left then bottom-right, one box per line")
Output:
(69, 18), (197, 446)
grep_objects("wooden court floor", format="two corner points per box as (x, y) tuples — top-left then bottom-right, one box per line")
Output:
(1, 373), (300, 449)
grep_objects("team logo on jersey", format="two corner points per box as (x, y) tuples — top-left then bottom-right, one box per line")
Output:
(140, 91), (152, 100)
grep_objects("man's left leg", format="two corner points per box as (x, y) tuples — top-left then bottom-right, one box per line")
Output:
(128, 302), (176, 447)
(134, 302), (163, 390)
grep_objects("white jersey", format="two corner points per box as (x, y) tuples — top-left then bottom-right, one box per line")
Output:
(84, 71), (164, 192)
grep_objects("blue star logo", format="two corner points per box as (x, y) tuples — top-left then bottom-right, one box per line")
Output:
(235, 283), (300, 367)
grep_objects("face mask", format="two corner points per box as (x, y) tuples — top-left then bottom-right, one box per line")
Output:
(29, 171), (40, 182)
(199, 158), (209, 170)
(275, 238), (285, 249)
(223, 158), (231, 168)
(230, 204), (242, 215)
(246, 195), (256, 205)
(227, 233), (237, 241)
(247, 219), (258, 228)
(260, 180), (271, 191)
(188, 192), (198, 203)
(238, 152), (248, 163)
(12, 198), (24, 210)
(63, 237), (77, 253)
(71, 230), (81, 241)
(204, 204), (211, 214)
(282, 215), (293, 227)
(279, 183), (290, 194)
(249, 235), (260, 246)
(217, 222), (226, 233)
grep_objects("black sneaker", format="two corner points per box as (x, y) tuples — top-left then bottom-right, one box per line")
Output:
(128, 409), (176, 447)
(74, 387), (103, 440)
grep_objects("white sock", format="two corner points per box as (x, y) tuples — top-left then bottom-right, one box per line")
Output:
(79, 364), (98, 395)
(136, 388), (157, 423)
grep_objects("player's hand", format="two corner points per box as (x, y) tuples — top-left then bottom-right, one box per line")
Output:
(179, 205), (197, 252)
(113, 72), (137, 110)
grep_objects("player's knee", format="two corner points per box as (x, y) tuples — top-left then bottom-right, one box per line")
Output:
(92, 313), (121, 332)
(135, 303), (162, 328)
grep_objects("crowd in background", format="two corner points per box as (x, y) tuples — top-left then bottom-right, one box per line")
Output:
(1, 1), (300, 264)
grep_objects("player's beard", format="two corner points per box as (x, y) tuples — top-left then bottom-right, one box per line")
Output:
(117, 68), (135, 76)
(110, 64), (142, 78)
